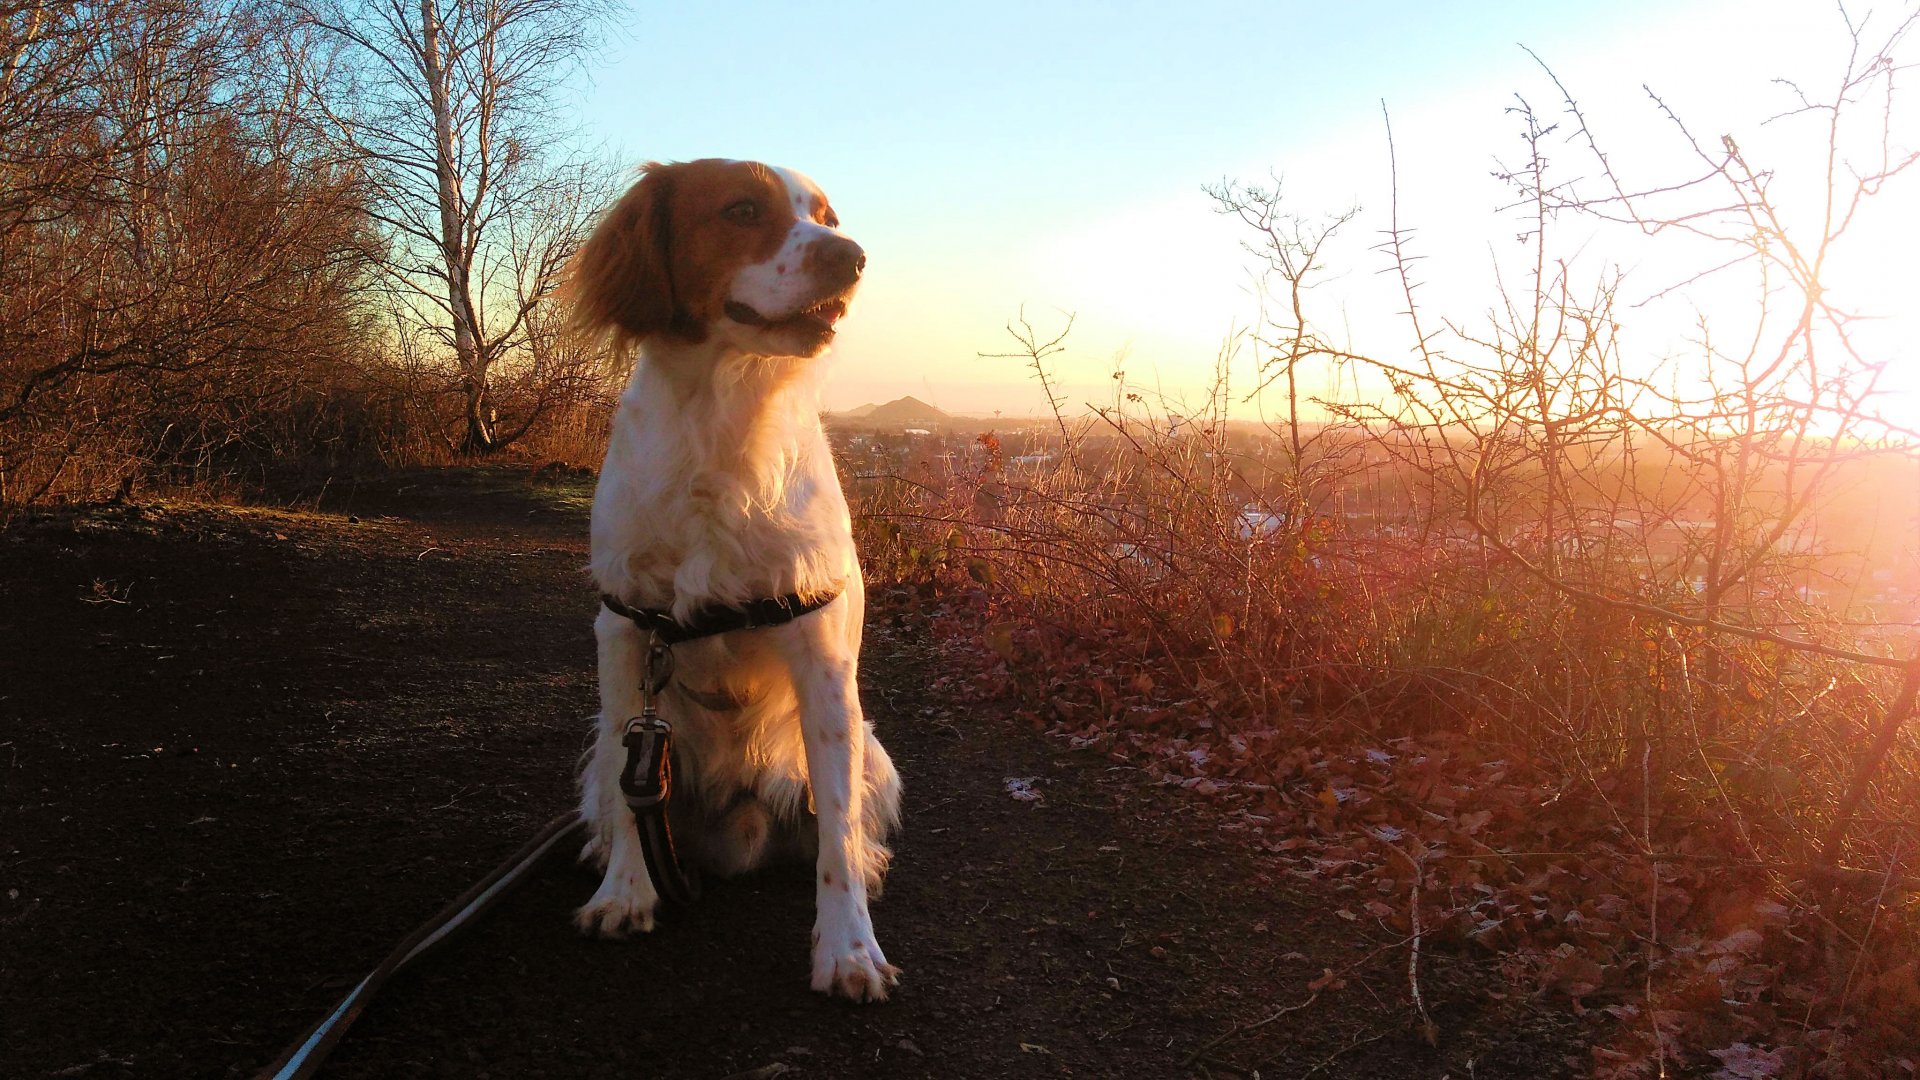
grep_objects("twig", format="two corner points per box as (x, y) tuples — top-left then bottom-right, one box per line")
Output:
(1820, 655), (1920, 866)
(1297, 1032), (1385, 1078)
(718, 1066), (791, 1080)
(1643, 741), (1665, 1080)
(1461, 518), (1912, 671)
(1178, 991), (1322, 1067)
(1386, 843), (1438, 1046)
(1424, 850), (1920, 891)
(1835, 843), (1905, 1020)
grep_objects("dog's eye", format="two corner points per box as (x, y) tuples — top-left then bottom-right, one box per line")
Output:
(722, 200), (758, 225)
(823, 209), (839, 229)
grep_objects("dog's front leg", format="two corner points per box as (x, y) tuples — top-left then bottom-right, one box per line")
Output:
(776, 613), (899, 1002)
(575, 605), (661, 937)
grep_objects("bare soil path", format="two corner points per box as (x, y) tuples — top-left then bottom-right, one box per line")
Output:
(1, 468), (1586, 1079)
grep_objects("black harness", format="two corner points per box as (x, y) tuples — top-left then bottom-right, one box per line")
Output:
(600, 590), (844, 646)
(600, 586), (842, 909)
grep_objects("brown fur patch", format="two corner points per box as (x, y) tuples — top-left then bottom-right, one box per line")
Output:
(565, 159), (800, 347)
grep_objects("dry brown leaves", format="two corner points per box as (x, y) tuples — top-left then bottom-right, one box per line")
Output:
(897, 586), (1920, 1079)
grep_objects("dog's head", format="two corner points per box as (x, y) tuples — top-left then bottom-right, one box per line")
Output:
(569, 159), (864, 358)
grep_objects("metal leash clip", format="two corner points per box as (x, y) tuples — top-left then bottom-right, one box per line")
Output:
(619, 637), (677, 808)
(618, 633), (699, 907)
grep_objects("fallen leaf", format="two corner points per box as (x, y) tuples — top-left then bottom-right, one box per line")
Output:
(1709, 1042), (1786, 1080)
(1004, 777), (1043, 803)
(1545, 949), (1606, 998)
(984, 622), (1017, 660)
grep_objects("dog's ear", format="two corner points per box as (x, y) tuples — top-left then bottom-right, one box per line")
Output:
(568, 162), (679, 347)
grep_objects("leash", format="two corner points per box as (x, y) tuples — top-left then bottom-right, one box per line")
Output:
(619, 635), (699, 908)
(254, 811), (584, 1080)
(254, 587), (840, 1078)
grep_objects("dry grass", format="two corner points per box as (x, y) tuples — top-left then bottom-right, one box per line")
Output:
(849, 13), (1920, 1074)
(850, 383), (1919, 1075)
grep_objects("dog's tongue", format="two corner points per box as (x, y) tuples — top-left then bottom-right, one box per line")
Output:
(723, 300), (770, 326)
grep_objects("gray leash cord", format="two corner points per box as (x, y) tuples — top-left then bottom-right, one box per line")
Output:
(254, 811), (584, 1080)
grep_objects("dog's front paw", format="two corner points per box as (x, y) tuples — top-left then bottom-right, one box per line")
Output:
(575, 865), (659, 938)
(810, 922), (900, 1002)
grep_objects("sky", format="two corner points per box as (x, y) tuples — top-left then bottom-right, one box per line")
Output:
(570, 1), (1919, 421)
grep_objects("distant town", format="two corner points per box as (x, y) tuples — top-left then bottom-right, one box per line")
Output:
(828, 398), (1920, 638)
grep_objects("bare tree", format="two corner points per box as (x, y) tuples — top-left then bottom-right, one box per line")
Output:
(1340, 9), (1920, 862)
(1206, 175), (1363, 517)
(293, 0), (615, 453)
(0, 0), (376, 506)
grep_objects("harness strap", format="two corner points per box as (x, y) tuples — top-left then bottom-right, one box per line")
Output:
(599, 585), (843, 646)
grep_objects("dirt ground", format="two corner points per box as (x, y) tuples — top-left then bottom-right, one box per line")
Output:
(1, 468), (1591, 1078)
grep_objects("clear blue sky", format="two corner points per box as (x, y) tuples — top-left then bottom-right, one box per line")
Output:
(569, 1), (1918, 416)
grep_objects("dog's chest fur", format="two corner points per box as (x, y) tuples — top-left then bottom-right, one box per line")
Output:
(589, 353), (855, 622)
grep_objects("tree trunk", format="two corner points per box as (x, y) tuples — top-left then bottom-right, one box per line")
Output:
(460, 376), (498, 455)
(420, 0), (493, 454)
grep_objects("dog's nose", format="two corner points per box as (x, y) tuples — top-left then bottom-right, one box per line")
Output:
(815, 236), (865, 289)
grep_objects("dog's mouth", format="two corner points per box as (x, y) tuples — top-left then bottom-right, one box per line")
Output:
(724, 297), (849, 337)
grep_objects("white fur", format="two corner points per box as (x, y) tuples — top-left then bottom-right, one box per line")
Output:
(728, 167), (846, 322)
(576, 167), (903, 1002)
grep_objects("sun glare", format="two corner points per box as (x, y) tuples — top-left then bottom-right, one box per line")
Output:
(833, 0), (1920, 431)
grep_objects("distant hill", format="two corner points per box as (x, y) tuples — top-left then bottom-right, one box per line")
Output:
(830, 395), (950, 429)
(865, 396), (947, 425)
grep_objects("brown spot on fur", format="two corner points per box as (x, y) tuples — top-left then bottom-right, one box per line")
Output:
(566, 159), (798, 347)
(822, 871), (832, 884)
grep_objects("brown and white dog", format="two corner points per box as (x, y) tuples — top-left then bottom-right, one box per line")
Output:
(566, 159), (902, 1002)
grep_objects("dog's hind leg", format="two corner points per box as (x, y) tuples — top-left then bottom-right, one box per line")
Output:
(688, 793), (775, 877)
(575, 606), (661, 937)
(858, 728), (902, 895)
